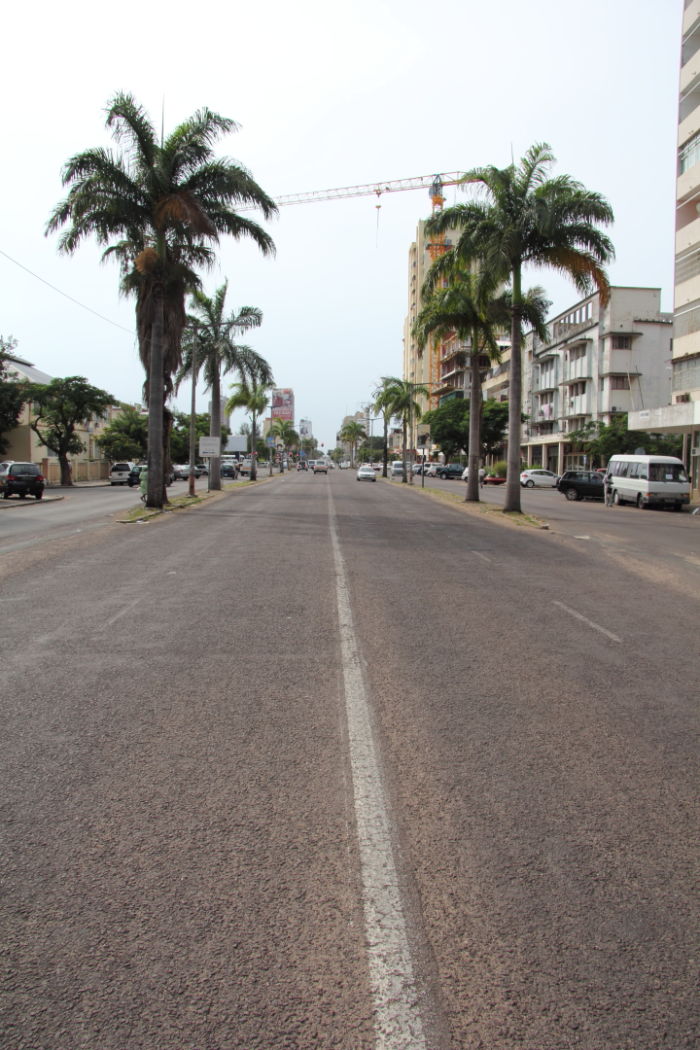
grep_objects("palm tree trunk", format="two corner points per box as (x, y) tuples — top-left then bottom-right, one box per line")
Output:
(251, 413), (257, 480)
(147, 290), (165, 509)
(382, 417), (388, 477)
(504, 265), (523, 513)
(465, 339), (482, 502)
(210, 368), (222, 491)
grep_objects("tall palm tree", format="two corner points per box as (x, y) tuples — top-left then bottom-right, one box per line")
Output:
(414, 267), (549, 501)
(373, 379), (399, 478)
(270, 418), (298, 471)
(338, 421), (367, 468)
(46, 92), (277, 508)
(425, 143), (614, 512)
(380, 377), (428, 482)
(177, 282), (270, 490)
(227, 378), (272, 481)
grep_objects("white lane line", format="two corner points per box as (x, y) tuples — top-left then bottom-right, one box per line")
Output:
(471, 550), (492, 563)
(103, 596), (142, 628)
(553, 600), (622, 643)
(329, 493), (427, 1050)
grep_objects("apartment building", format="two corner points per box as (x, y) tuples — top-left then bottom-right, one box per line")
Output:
(524, 288), (672, 472)
(629, 0), (700, 492)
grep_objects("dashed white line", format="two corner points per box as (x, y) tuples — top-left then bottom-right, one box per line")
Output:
(103, 596), (142, 628)
(553, 600), (622, 643)
(328, 490), (427, 1050)
(471, 550), (492, 563)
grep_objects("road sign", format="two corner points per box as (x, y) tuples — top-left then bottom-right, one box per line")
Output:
(199, 437), (221, 457)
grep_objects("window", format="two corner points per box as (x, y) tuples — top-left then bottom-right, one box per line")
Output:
(680, 131), (700, 174)
(610, 375), (631, 390)
(612, 335), (632, 349)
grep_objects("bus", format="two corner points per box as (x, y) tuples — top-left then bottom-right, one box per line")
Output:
(605, 455), (690, 511)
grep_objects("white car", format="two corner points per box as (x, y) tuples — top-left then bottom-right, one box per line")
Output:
(520, 468), (559, 488)
(109, 462), (135, 485)
(357, 465), (377, 482)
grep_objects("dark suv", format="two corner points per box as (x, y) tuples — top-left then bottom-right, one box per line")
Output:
(436, 463), (465, 480)
(0, 461), (45, 500)
(557, 470), (604, 501)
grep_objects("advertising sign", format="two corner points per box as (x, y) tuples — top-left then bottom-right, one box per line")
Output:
(271, 388), (294, 421)
(199, 437), (221, 457)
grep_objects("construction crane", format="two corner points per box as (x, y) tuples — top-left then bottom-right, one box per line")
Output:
(240, 172), (466, 210)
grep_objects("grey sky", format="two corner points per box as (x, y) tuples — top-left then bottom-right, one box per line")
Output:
(3, 0), (681, 448)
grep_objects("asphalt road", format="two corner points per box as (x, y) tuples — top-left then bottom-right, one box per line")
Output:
(1, 472), (698, 1049)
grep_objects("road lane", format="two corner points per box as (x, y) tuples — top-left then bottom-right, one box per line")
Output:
(1, 470), (697, 1049)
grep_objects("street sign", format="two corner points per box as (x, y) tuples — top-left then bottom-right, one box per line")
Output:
(199, 437), (221, 457)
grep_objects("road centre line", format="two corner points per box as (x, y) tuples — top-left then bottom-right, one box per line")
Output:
(328, 489), (428, 1050)
(103, 596), (143, 628)
(553, 600), (622, 643)
(471, 550), (492, 563)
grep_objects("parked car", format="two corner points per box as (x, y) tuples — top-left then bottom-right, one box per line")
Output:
(390, 461), (405, 477)
(313, 461), (328, 474)
(0, 461), (45, 500)
(220, 463), (237, 478)
(483, 473), (506, 485)
(436, 463), (464, 480)
(109, 461), (135, 485)
(557, 470), (605, 501)
(239, 459), (254, 476)
(357, 465), (377, 482)
(520, 468), (559, 488)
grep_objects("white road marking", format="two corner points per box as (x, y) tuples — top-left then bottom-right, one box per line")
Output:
(471, 550), (492, 563)
(103, 596), (142, 628)
(328, 491), (427, 1050)
(553, 600), (622, 643)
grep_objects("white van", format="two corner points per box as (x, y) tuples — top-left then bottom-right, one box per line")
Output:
(605, 455), (690, 511)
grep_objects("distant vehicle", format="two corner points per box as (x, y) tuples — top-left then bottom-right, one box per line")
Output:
(605, 454), (690, 511)
(520, 468), (559, 488)
(356, 465), (377, 482)
(297, 461), (308, 471)
(220, 463), (237, 478)
(338, 461), (351, 469)
(557, 470), (604, 501)
(390, 461), (405, 477)
(436, 463), (464, 480)
(239, 459), (254, 476)
(313, 461), (328, 474)
(0, 461), (45, 500)
(109, 461), (135, 485)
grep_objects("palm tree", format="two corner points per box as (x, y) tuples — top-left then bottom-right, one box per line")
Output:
(380, 378), (428, 482)
(46, 92), (277, 508)
(414, 267), (549, 501)
(270, 418), (297, 471)
(227, 378), (272, 481)
(338, 420), (367, 468)
(177, 282), (270, 490)
(425, 143), (614, 512)
(373, 379), (399, 478)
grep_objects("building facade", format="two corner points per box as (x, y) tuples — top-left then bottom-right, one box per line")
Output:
(629, 1), (700, 493)
(524, 288), (672, 472)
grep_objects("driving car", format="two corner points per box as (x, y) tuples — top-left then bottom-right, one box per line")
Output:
(557, 470), (605, 501)
(436, 463), (464, 480)
(109, 461), (135, 485)
(520, 468), (559, 488)
(313, 461), (328, 474)
(0, 461), (45, 500)
(357, 465), (377, 482)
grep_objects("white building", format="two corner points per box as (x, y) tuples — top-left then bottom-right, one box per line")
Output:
(524, 287), (672, 472)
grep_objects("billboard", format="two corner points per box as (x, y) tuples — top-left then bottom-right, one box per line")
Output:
(271, 388), (294, 421)
(298, 418), (313, 439)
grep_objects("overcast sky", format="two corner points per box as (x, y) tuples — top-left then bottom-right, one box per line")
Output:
(3, 0), (682, 448)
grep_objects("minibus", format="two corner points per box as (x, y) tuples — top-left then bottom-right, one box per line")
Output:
(605, 455), (690, 511)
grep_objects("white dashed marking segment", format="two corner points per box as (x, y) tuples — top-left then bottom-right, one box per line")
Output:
(553, 600), (622, 643)
(329, 491), (427, 1050)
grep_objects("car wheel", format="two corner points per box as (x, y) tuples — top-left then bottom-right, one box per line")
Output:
(613, 489), (623, 506)
(525, 479), (535, 487)
(19, 493), (26, 499)
(565, 487), (579, 501)
(35, 491), (43, 500)
(637, 494), (645, 509)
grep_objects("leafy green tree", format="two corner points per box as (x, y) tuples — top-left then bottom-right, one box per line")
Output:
(338, 420), (367, 467)
(169, 412), (231, 465)
(47, 92), (276, 508)
(28, 377), (116, 485)
(415, 265), (548, 500)
(0, 336), (26, 455)
(481, 400), (511, 457)
(567, 414), (682, 466)
(96, 404), (148, 462)
(178, 282), (271, 490)
(227, 378), (272, 481)
(421, 397), (514, 466)
(357, 436), (384, 463)
(426, 143), (614, 512)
